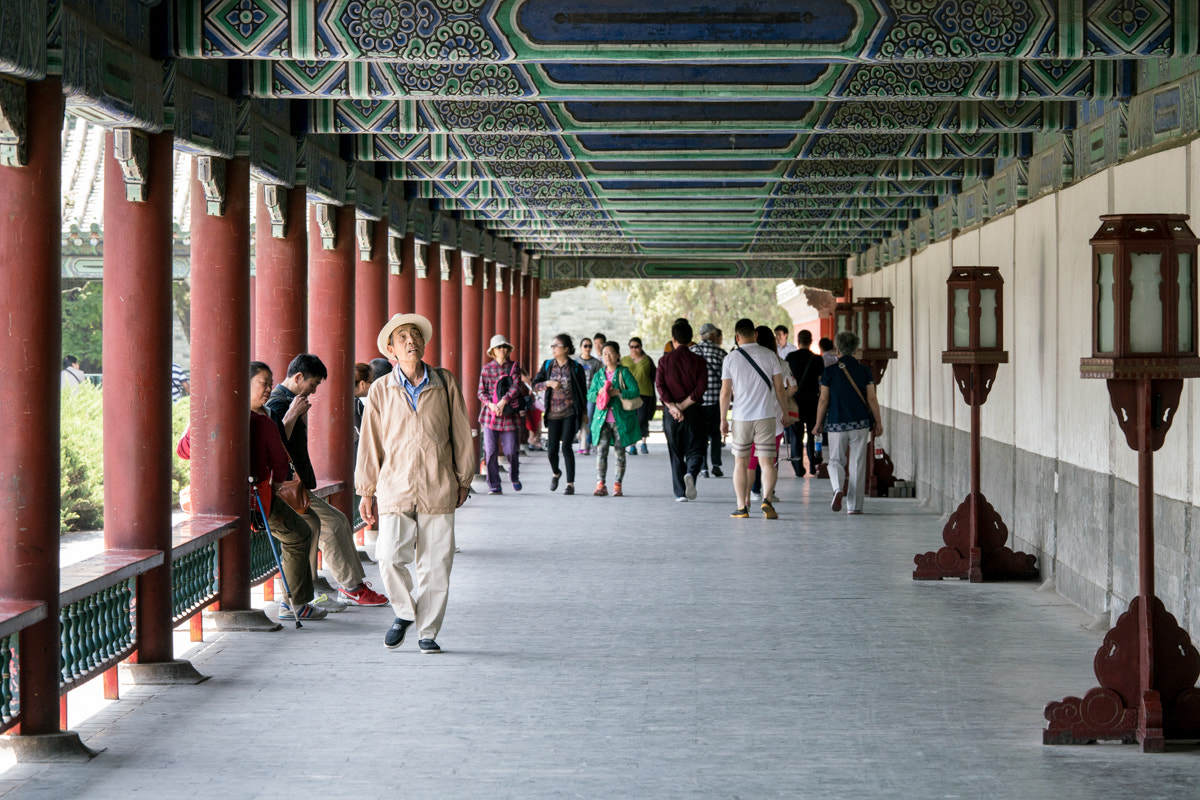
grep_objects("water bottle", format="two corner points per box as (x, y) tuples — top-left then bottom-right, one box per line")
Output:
(814, 440), (822, 456)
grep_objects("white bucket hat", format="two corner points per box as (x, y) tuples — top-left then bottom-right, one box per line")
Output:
(377, 313), (434, 358)
(487, 333), (512, 358)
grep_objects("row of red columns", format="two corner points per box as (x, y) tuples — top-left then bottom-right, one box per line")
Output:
(0, 80), (540, 737)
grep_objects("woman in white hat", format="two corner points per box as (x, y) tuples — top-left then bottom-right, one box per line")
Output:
(477, 333), (524, 494)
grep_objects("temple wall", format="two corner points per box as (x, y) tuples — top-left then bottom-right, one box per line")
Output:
(854, 142), (1200, 639)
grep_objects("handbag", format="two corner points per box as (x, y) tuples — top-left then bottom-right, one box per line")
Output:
(616, 369), (643, 411)
(276, 462), (310, 515)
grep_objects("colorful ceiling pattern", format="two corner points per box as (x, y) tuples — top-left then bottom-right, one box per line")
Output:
(4, 1), (1200, 278)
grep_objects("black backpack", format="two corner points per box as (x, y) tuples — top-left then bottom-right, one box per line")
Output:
(495, 366), (527, 415)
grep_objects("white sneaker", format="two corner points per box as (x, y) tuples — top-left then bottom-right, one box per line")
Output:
(750, 492), (762, 503)
(684, 473), (697, 501)
(311, 593), (348, 612)
(675, 496), (689, 503)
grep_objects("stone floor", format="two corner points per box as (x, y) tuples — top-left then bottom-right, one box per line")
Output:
(4, 446), (1199, 799)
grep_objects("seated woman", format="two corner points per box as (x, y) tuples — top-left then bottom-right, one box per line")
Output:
(177, 362), (324, 621)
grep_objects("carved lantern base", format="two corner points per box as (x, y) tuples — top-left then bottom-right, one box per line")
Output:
(1044, 597), (1200, 751)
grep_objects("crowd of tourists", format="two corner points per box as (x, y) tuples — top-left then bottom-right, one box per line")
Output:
(175, 310), (884, 654)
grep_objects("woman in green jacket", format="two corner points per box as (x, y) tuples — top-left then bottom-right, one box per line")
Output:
(588, 341), (643, 496)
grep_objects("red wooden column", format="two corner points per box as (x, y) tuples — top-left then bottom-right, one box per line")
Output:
(191, 156), (258, 622)
(521, 273), (533, 368)
(496, 265), (511, 347)
(511, 271), (524, 372)
(389, 232), (416, 317)
(355, 219), (388, 362)
(481, 259), (497, 346)
(308, 203), (356, 519)
(102, 130), (195, 673)
(416, 241), (442, 366)
(441, 247), (463, 377)
(461, 256), (484, 431)
(531, 276), (541, 363)
(254, 183), (307, 377)
(0, 78), (68, 738)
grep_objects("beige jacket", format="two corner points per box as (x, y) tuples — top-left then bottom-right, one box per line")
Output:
(355, 364), (475, 515)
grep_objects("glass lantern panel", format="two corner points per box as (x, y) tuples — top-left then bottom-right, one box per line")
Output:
(885, 310), (893, 350)
(867, 310), (881, 349)
(1129, 251), (1164, 353)
(979, 288), (998, 348)
(855, 310), (864, 343)
(1097, 253), (1115, 353)
(952, 288), (970, 347)
(1179, 253), (1194, 352)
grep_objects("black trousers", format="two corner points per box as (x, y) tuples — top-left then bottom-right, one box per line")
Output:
(700, 403), (723, 470)
(663, 405), (706, 498)
(546, 415), (580, 483)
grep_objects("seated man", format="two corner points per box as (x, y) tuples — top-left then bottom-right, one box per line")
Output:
(265, 354), (388, 607)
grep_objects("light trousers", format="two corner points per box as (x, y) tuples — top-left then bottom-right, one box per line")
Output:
(827, 428), (871, 513)
(304, 493), (366, 590)
(377, 511), (456, 641)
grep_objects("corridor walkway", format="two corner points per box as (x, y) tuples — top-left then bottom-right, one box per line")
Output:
(3, 451), (1197, 799)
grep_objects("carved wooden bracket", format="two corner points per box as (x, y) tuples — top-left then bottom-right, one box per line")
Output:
(113, 129), (150, 202)
(414, 244), (428, 279)
(439, 247), (450, 280)
(1107, 378), (1183, 452)
(262, 184), (287, 238)
(314, 203), (336, 250)
(463, 255), (476, 287)
(357, 219), (373, 261)
(0, 76), (28, 168)
(951, 363), (999, 406)
(388, 234), (402, 274)
(481, 261), (490, 290)
(196, 156), (226, 216)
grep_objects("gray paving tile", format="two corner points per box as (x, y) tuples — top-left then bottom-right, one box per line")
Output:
(4, 448), (1199, 798)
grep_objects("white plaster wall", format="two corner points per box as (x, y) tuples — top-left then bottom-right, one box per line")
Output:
(1011, 196), (1059, 458)
(977, 215), (1016, 445)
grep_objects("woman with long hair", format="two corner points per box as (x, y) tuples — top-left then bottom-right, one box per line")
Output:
(532, 333), (588, 494)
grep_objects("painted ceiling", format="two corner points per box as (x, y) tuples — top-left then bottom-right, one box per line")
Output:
(5, 0), (1199, 280)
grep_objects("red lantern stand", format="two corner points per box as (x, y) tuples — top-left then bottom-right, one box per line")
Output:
(1044, 214), (1200, 751)
(853, 297), (898, 497)
(914, 268), (1039, 582)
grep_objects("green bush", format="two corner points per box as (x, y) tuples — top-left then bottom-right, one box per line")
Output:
(59, 389), (192, 533)
(60, 384), (104, 532)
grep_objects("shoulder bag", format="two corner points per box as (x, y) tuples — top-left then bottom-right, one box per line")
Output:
(616, 368), (643, 411)
(736, 348), (799, 424)
(276, 462), (310, 515)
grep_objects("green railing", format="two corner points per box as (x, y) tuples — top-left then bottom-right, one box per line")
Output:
(0, 634), (19, 729)
(59, 579), (135, 689)
(171, 542), (219, 623)
(249, 527), (278, 586)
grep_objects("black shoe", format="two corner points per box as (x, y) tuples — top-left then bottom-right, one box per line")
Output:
(730, 506), (749, 518)
(419, 638), (442, 654)
(564, 484), (575, 495)
(385, 618), (413, 650)
(712, 466), (723, 477)
(550, 473), (561, 491)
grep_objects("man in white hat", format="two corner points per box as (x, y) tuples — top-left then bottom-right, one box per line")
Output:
(355, 313), (475, 654)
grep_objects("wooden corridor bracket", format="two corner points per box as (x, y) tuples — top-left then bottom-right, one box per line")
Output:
(913, 362), (1039, 582)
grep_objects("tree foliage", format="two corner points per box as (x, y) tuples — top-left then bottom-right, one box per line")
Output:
(61, 280), (104, 372)
(594, 279), (791, 350)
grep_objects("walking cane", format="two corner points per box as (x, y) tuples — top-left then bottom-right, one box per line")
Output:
(248, 478), (302, 629)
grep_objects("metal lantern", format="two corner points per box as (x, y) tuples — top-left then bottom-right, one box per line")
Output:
(1083, 214), (1200, 379)
(833, 299), (856, 337)
(852, 297), (898, 361)
(942, 267), (1007, 365)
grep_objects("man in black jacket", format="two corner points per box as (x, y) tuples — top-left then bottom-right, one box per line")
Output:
(784, 330), (824, 477)
(266, 354), (388, 608)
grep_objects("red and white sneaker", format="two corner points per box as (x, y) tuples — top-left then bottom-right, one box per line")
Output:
(339, 582), (389, 606)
